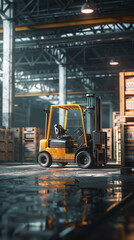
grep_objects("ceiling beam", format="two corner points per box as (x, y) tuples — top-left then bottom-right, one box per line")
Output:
(15, 90), (117, 98)
(0, 13), (134, 33)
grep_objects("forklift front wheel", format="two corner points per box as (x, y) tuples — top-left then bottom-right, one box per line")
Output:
(76, 151), (92, 169)
(38, 152), (52, 168)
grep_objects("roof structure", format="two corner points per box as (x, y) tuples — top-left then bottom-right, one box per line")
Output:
(0, 0), (134, 107)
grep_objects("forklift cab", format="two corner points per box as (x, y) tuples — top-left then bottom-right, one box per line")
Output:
(38, 104), (92, 168)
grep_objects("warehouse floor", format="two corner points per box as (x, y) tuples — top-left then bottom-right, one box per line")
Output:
(0, 164), (134, 240)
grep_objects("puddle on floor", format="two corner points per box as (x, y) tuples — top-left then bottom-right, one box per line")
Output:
(0, 172), (130, 240)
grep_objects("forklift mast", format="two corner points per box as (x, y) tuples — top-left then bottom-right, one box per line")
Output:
(86, 94), (107, 167)
(86, 94), (102, 133)
(43, 109), (49, 139)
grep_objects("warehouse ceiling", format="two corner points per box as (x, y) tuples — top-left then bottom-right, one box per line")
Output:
(0, 0), (134, 105)
(14, 0), (134, 24)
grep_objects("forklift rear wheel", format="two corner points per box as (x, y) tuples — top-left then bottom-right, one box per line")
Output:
(76, 151), (92, 169)
(57, 162), (68, 167)
(38, 152), (52, 168)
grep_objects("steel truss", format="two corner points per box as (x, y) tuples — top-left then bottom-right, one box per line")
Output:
(9, 0), (134, 25)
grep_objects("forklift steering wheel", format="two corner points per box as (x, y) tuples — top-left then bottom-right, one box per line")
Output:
(74, 128), (83, 137)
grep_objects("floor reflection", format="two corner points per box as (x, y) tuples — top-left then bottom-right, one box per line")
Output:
(1, 167), (134, 240)
(36, 175), (123, 233)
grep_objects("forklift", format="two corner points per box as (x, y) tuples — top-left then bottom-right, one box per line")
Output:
(38, 94), (107, 169)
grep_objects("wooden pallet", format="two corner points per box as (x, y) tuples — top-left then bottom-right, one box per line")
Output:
(22, 127), (44, 140)
(0, 151), (7, 161)
(0, 142), (7, 151)
(0, 129), (6, 141)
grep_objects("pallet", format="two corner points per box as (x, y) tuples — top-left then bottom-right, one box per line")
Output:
(0, 151), (7, 162)
(6, 129), (14, 142)
(0, 142), (7, 151)
(7, 151), (14, 161)
(0, 129), (6, 141)
(22, 127), (43, 140)
(0, 129), (14, 162)
(7, 142), (14, 152)
(22, 152), (38, 162)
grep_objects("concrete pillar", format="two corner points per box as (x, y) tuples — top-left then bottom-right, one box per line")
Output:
(2, 0), (15, 128)
(59, 56), (66, 126)
(27, 100), (31, 127)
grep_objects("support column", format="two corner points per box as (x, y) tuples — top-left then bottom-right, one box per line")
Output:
(27, 100), (31, 127)
(59, 56), (66, 126)
(2, 0), (15, 128)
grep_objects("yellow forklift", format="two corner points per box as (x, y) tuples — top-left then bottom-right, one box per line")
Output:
(38, 94), (107, 169)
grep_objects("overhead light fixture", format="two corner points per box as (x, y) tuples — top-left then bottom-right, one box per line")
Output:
(81, 1), (94, 14)
(109, 59), (119, 66)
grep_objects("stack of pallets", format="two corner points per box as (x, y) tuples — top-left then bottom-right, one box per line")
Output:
(0, 129), (14, 162)
(22, 127), (44, 162)
(102, 128), (112, 159)
(7, 130), (14, 161)
(119, 72), (134, 167)
(0, 129), (7, 161)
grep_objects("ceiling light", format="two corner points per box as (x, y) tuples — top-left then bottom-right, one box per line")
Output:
(81, 1), (94, 14)
(109, 59), (119, 66)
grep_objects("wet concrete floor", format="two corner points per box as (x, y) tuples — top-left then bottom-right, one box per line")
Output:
(0, 164), (134, 240)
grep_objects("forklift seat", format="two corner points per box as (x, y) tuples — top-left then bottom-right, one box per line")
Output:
(54, 124), (74, 141)
(54, 124), (66, 137)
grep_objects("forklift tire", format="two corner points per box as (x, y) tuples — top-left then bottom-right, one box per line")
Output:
(57, 162), (68, 167)
(38, 152), (52, 168)
(76, 150), (92, 169)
